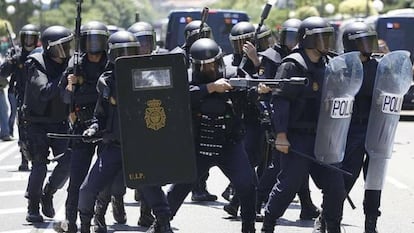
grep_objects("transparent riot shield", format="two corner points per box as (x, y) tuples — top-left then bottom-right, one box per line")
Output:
(365, 50), (413, 190)
(314, 51), (363, 164)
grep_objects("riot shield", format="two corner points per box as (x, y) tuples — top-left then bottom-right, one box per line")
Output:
(115, 53), (197, 187)
(314, 51), (363, 164)
(365, 50), (413, 190)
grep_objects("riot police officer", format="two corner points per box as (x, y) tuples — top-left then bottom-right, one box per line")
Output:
(0, 24), (40, 171)
(166, 38), (257, 233)
(22, 25), (73, 223)
(126, 21), (159, 227)
(169, 20), (218, 202)
(341, 21), (381, 233)
(76, 31), (140, 233)
(256, 18), (320, 221)
(261, 17), (346, 233)
(53, 21), (111, 233)
(222, 21), (263, 218)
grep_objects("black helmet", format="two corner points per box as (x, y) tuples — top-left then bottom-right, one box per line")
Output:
(342, 21), (378, 55)
(256, 25), (273, 52)
(190, 38), (225, 82)
(229, 21), (255, 54)
(19, 24), (40, 52)
(41, 25), (74, 59)
(279, 18), (301, 50)
(80, 21), (109, 54)
(127, 21), (156, 55)
(183, 20), (212, 49)
(107, 31), (140, 64)
(298, 16), (334, 54)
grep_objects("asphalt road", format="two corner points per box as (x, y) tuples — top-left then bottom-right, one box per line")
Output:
(0, 117), (414, 233)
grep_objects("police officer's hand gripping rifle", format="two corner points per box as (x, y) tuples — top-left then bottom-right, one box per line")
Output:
(238, 0), (276, 71)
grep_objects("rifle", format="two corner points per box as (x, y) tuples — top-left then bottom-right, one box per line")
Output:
(228, 77), (308, 90)
(238, 0), (275, 71)
(199, 7), (209, 39)
(70, 0), (83, 112)
(4, 23), (20, 58)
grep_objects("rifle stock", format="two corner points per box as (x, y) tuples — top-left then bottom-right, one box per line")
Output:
(199, 7), (209, 39)
(238, 1), (274, 71)
(4, 23), (19, 57)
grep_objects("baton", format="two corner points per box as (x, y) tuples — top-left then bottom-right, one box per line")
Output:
(287, 148), (352, 177)
(47, 133), (102, 142)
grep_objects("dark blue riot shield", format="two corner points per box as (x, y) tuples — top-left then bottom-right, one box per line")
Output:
(314, 51), (363, 164)
(115, 53), (196, 187)
(365, 50), (413, 190)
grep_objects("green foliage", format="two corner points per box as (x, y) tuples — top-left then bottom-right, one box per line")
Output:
(338, 0), (378, 16)
(0, 19), (13, 36)
(295, 6), (320, 19)
(29, 0), (141, 30)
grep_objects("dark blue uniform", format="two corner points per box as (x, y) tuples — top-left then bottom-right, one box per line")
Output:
(22, 52), (71, 220)
(263, 50), (346, 230)
(342, 57), (381, 218)
(78, 66), (172, 228)
(256, 46), (319, 220)
(0, 48), (35, 168)
(166, 70), (257, 226)
(59, 53), (109, 226)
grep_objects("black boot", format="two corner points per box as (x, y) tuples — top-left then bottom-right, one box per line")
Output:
(191, 180), (217, 202)
(364, 216), (379, 233)
(18, 154), (29, 171)
(242, 221), (255, 233)
(325, 220), (341, 233)
(224, 194), (240, 217)
(138, 199), (155, 227)
(80, 214), (92, 233)
(26, 200), (44, 223)
(41, 184), (57, 218)
(312, 215), (326, 233)
(221, 183), (235, 202)
(298, 190), (320, 220)
(93, 199), (108, 233)
(111, 195), (127, 224)
(261, 215), (275, 233)
(146, 216), (173, 233)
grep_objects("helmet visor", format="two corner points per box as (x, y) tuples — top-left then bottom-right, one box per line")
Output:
(80, 31), (108, 53)
(351, 32), (379, 54)
(313, 31), (335, 53)
(109, 42), (140, 63)
(280, 29), (298, 49)
(49, 40), (72, 58)
(137, 35), (155, 55)
(229, 32), (255, 54)
(22, 34), (39, 51)
(192, 58), (225, 81)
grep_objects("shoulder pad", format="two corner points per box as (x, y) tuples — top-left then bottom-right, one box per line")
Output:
(27, 52), (46, 73)
(258, 47), (282, 64)
(282, 52), (308, 71)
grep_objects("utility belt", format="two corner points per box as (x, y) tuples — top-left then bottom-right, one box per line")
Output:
(74, 105), (95, 125)
(198, 114), (227, 157)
